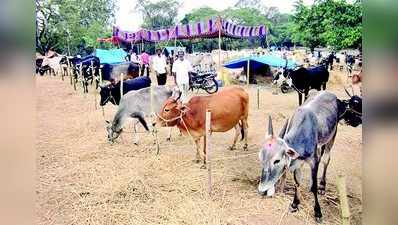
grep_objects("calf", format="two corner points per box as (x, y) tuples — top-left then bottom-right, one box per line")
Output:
(155, 85), (249, 168)
(258, 91), (362, 223)
(106, 86), (178, 144)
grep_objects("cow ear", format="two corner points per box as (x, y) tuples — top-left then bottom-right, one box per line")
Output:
(286, 147), (300, 159)
(259, 149), (265, 161)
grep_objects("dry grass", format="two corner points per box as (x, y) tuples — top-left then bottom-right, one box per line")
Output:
(36, 70), (362, 225)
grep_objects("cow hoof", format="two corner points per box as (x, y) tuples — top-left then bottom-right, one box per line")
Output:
(193, 159), (200, 163)
(315, 216), (322, 224)
(133, 142), (139, 146)
(200, 165), (206, 169)
(166, 137), (171, 142)
(243, 144), (248, 151)
(228, 146), (236, 151)
(289, 204), (299, 213)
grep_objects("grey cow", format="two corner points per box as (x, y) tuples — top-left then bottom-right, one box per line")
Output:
(258, 90), (362, 223)
(106, 85), (180, 143)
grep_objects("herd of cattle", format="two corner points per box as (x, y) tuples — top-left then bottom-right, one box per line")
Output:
(104, 83), (361, 223)
(102, 66), (361, 224)
(36, 50), (362, 223)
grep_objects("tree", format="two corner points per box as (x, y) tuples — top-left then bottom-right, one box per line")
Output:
(36, 0), (116, 55)
(291, 0), (362, 51)
(180, 7), (218, 24)
(135, 0), (180, 30)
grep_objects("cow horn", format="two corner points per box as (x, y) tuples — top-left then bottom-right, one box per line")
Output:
(268, 115), (274, 136)
(279, 119), (289, 138)
(344, 86), (352, 97)
(173, 87), (182, 101)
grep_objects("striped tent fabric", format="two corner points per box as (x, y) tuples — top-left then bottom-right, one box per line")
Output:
(112, 17), (267, 43)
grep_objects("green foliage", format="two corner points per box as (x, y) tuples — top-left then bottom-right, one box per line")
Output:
(181, 7), (218, 24)
(136, 0), (180, 30)
(291, 0), (362, 50)
(36, 0), (115, 55)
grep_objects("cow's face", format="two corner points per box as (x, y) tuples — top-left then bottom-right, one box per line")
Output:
(105, 121), (122, 143)
(157, 98), (182, 127)
(258, 117), (299, 197)
(99, 85), (113, 106)
(343, 95), (362, 127)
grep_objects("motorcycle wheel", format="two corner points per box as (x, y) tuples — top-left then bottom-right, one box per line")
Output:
(281, 84), (289, 93)
(203, 78), (218, 94)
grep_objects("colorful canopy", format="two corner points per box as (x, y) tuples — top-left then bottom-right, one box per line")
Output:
(113, 17), (267, 43)
(224, 55), (297, 69)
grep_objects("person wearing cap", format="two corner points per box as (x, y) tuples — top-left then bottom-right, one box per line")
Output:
(172, 50), (193, 103)
(153, 48), (167, 85)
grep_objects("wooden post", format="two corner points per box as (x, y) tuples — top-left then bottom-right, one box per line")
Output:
(68, 58), (73, 86)
(91, 61), (97, 110)
(257, 87), (260, 109)
(150, 85), (160, 155)
(79, 63), (83, 92)
(205, 110), (212, 195)
(61, 64), (64, 81)
(120, 73), (124, 98)
(337, 175), (350, 225)
(99, 65), (104, 116)
(246, 59), (250, 86)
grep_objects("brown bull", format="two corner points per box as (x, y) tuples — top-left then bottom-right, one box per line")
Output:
(156, 86), (249, 167)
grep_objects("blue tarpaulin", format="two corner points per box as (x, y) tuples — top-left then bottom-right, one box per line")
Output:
(95, 49), (128, 64)
(224, 55), (296, 70)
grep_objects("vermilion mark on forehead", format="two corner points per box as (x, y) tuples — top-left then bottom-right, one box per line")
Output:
(264, 138), (276, 151)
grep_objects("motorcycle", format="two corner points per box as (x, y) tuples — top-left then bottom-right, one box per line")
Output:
(189, 70), (219, 94)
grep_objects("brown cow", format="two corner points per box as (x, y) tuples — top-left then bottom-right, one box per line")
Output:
(156, 86), (249, 167)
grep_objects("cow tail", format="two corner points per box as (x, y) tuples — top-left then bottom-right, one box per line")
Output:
(240, 121), (244, 141)
(137, 116), (149, 131)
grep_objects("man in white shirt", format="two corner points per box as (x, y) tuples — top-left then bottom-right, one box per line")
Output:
(172, 50), (193, 103)
(153, 48), (167, 85)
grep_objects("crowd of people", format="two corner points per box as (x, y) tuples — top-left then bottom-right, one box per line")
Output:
(125, 48), (194, 103)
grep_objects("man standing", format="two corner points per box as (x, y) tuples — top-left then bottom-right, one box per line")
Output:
(172, 50), (193, 103)
(140, 49), (150, 76)
(153, 48), (167, 85)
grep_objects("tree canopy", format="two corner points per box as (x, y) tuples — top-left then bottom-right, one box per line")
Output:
(36, 0), (116, 55)
(291, 0), (362, 51)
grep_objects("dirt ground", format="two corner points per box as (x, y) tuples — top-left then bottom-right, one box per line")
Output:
(36, 70), (362, 225)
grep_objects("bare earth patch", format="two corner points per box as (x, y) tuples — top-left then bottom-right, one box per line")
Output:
(36, 70), (362, 225)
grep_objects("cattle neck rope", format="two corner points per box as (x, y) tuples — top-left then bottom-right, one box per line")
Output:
(155, 108), (197, 146)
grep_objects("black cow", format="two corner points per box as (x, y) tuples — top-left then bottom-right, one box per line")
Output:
(68, 55), (101, 93)
(284, 64), (329, 105)
(99, 76), (151, 106)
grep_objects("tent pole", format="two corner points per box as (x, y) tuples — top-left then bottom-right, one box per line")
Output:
(141, 39), (144, 53)
(218, 19), (221, 72)
(246, 59), (250, 86)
